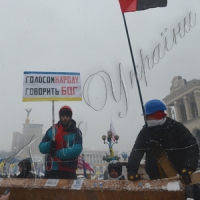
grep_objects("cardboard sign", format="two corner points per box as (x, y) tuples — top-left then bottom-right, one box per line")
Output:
(23, 71), (82, 101)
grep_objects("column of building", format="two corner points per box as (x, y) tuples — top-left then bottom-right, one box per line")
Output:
(183, 95), (193, 120)
(89, 154), (92, 164)
(166, 106), (172, 118)
(93, 154), (96, 164)
(89, 154), (91, 164)
(194, 90), (200, 116)
(85, 154), (88, 163)
(174, 100), (182, 122)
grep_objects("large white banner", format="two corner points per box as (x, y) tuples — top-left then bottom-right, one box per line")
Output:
(23, 71), (82, 102)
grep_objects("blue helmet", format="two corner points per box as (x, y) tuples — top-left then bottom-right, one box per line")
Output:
(144, 99), (166, 115)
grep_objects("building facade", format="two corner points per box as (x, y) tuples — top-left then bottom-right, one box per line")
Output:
(163, 76), (200, 168)
(11, 132), (23, 155)
(22, 123), (43, 157)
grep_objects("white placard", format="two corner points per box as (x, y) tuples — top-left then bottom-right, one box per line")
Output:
(45, 179), (59, 187)
(0, 178), (3, 183)
(71, 179), (84, 190)
(23, 71), (82, 102)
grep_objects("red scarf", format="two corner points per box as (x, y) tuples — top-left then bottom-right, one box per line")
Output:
(55, 123), (69, 150)
(47, 123), (76, 172)
(148, 111), (167, 119)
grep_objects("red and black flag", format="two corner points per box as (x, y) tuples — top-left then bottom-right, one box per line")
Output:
(118, 0), (167, 13)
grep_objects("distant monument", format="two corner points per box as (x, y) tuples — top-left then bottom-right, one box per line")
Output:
(25, 108), (32, 124)
(23, 108), (44, 157)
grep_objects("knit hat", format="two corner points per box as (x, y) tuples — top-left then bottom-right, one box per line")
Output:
(18, 159), (31, 172)
(59, 105), (72, 118)
(108, 160), (122, 176)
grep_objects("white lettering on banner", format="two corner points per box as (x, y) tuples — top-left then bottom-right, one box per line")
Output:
(23, 72), (82, 101)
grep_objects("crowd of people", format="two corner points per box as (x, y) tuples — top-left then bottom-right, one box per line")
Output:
(1, 101), (200, 199)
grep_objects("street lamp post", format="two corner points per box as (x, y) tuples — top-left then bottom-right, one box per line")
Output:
(101, 132), (120, 162)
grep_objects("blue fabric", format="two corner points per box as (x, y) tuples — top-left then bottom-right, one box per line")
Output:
(56, 133), (82, 159)
(144, 99), (166, 115)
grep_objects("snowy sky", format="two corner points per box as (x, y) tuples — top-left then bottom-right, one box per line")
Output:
(0, 0), (200, 154)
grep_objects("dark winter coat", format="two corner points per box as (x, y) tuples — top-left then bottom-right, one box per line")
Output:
(127, 117), (199, 180)
(17, 171), (34, 178)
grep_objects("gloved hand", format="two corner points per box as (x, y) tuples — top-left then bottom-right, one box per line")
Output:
(180, 168), (192, 185)
(50, 141), (57, 158)
(128, 171), (141, 181)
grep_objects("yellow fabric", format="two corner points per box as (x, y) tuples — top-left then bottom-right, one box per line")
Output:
(10, 163), (15, 168)
(0, 160), (5, 167)
(109, 148), (114, 158)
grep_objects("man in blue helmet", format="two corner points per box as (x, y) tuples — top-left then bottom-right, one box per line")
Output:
(127, 99), (199, 199)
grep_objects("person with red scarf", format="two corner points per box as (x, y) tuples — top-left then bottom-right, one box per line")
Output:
(39, 105), (82, 179)
(127, 99), (199, 199)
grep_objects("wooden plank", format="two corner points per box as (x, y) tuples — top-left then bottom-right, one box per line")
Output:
(159, 152), (178, 177)
(190, 170), (200, 185)
(0, 178), (185, 200)
(164, 170), (200, 185)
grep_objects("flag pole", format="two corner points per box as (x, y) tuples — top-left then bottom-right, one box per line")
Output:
(82, 154), (87, 179)
(122, 13), (148, 130)
(122, 12), (160, 178)
(52, 101), (55, 140)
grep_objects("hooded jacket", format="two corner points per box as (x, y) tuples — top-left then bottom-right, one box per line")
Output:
(17, 159), (34, 178)
(127, 117), (199, 180)
(39, 119), (82, 172)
